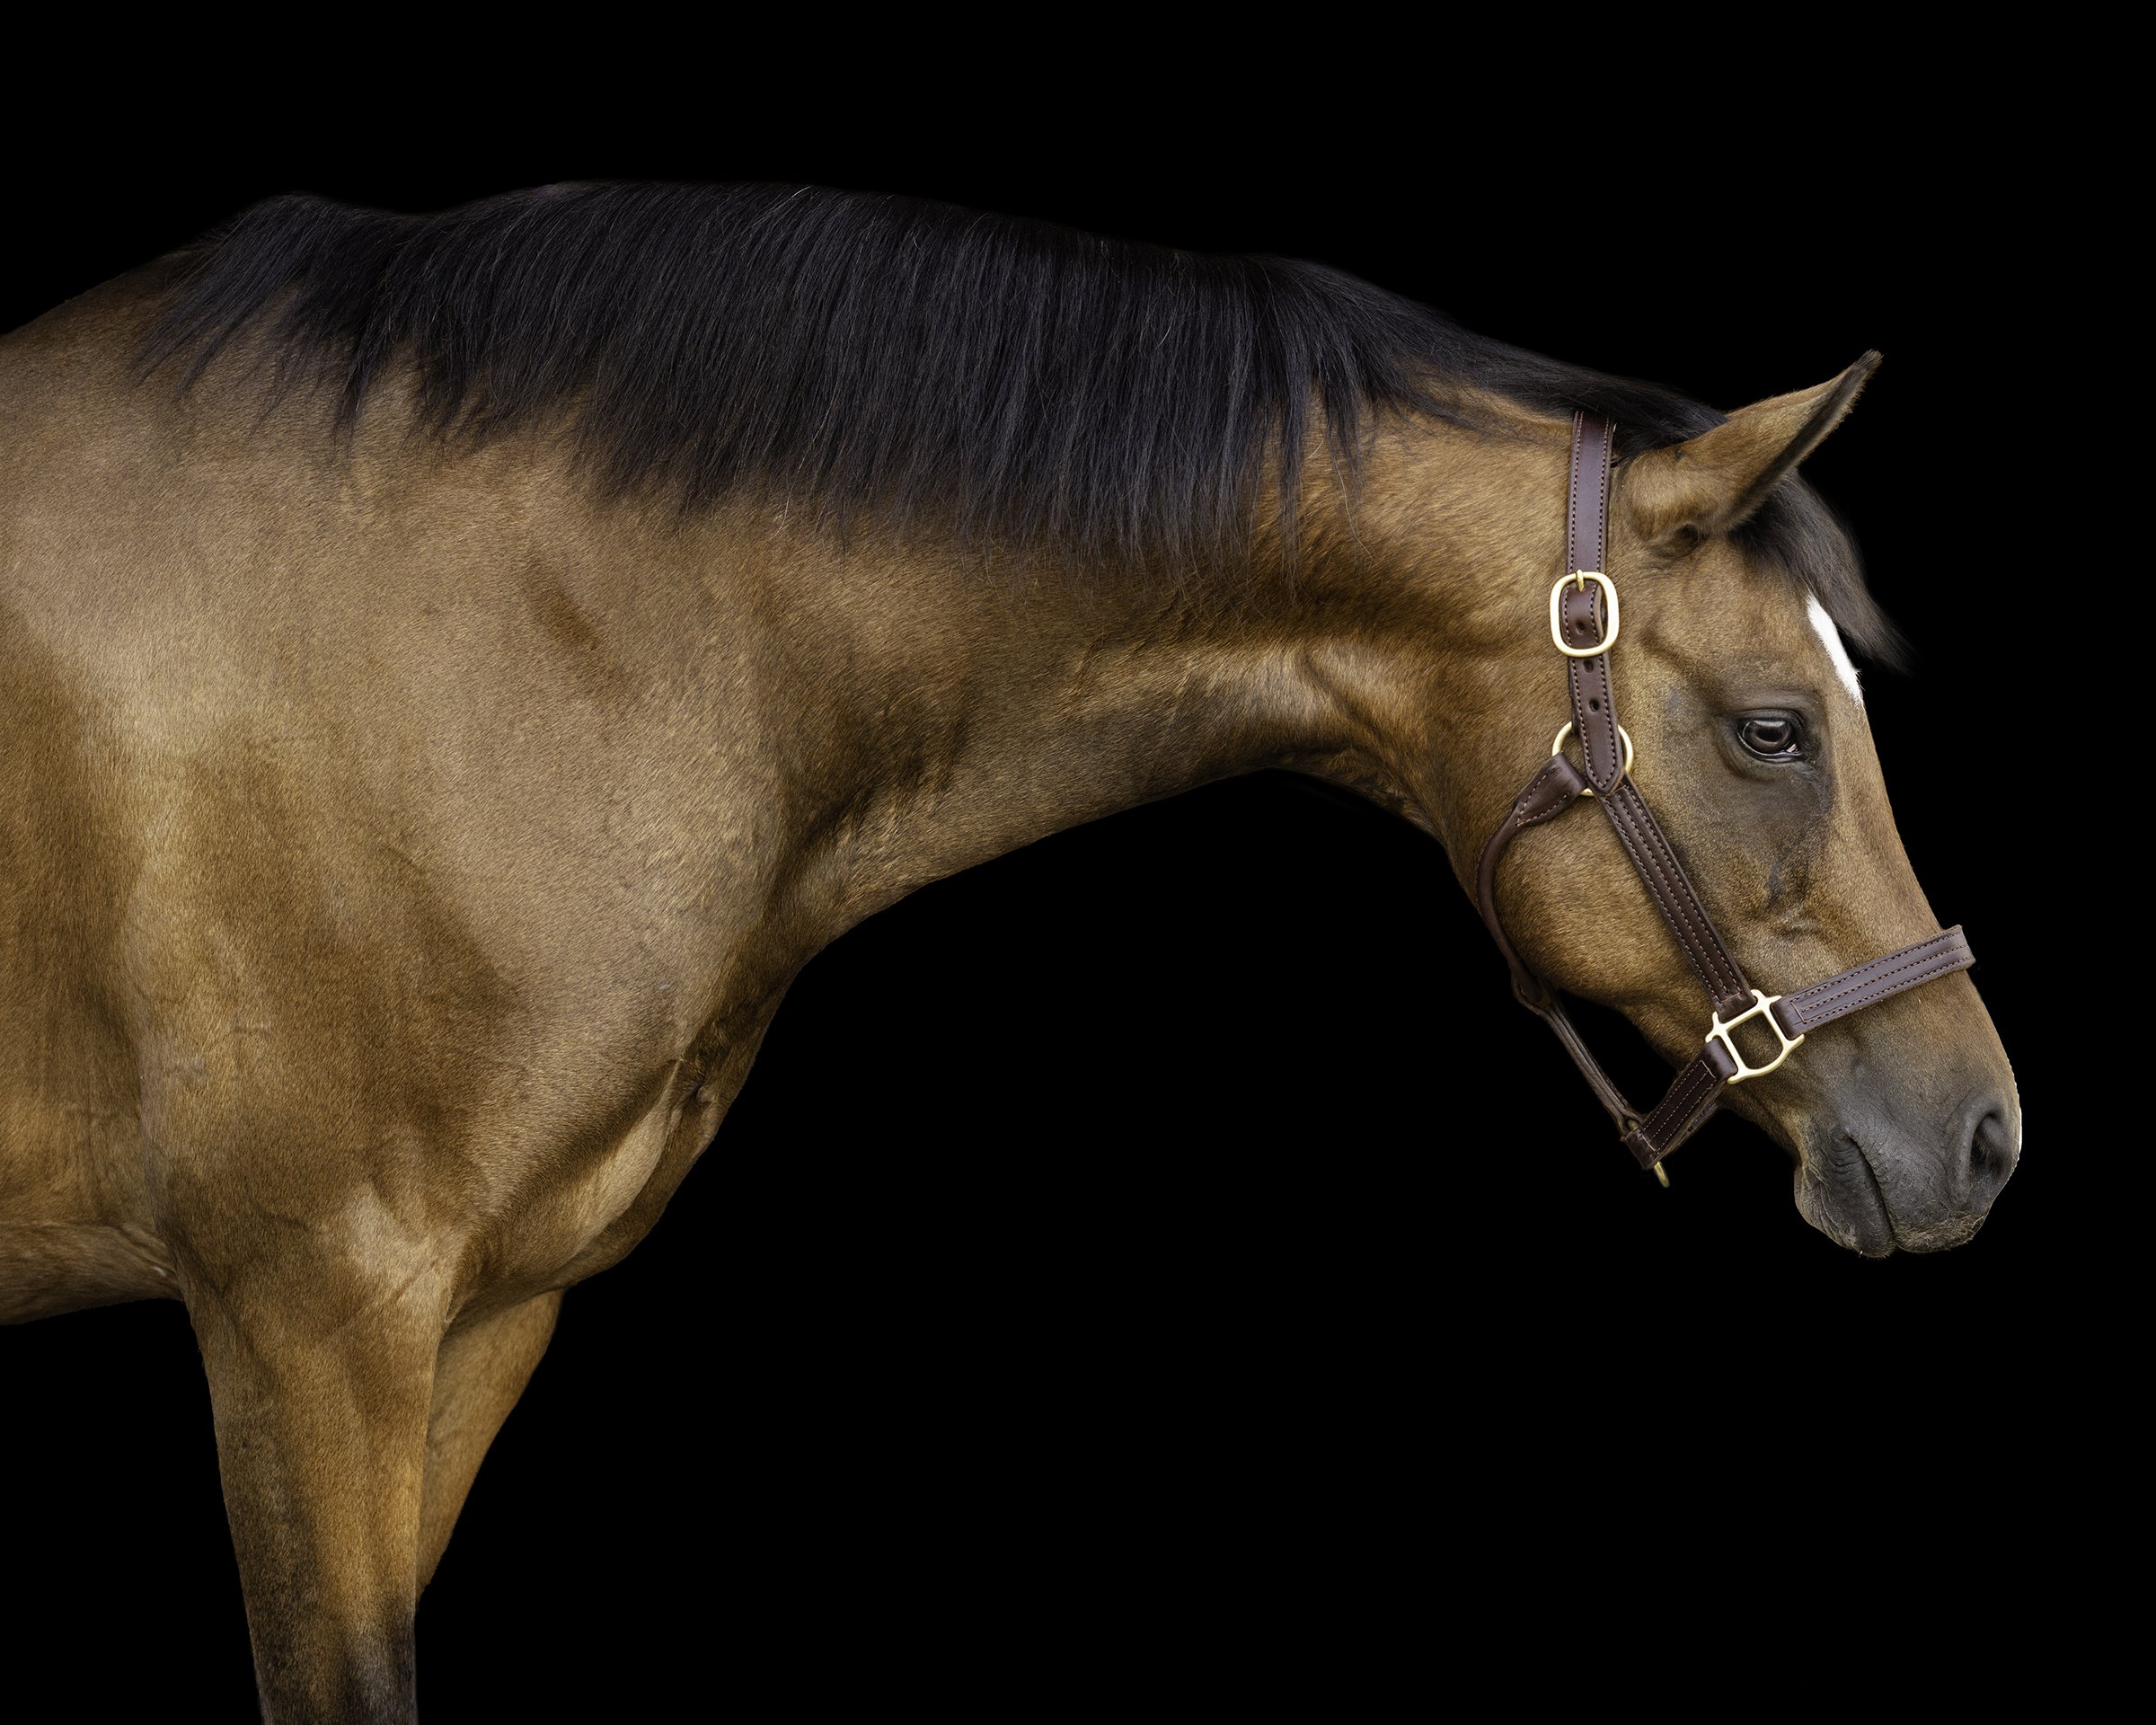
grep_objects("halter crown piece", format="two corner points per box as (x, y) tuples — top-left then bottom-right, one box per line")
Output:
(1471, 412), (1976, 1183)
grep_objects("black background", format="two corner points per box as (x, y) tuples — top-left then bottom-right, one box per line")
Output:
(2, 95), (2074, 1713)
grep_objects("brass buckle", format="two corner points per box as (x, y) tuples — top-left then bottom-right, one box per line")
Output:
(1551, 721), (1634, 796)
(1549, 571), (1620, 658)
(1705, 989), (1805, 1084)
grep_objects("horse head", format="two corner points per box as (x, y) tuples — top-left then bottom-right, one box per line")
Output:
(1296, 357), (2018, 1252)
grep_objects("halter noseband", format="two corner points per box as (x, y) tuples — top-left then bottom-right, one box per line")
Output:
(1473, 412), (1975, 1183)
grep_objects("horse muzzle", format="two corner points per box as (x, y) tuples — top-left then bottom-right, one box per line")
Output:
(1795, 1093), (2019, 1256)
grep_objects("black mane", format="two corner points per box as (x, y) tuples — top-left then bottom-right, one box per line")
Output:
(140, 181), (1896, 658)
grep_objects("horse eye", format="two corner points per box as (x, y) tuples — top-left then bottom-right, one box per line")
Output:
(1738, 716), (1802, 758)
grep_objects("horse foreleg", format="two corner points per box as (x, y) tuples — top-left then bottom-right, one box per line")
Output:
(417, 1290), (561, 1591)
(190, 1280), (438, 1723)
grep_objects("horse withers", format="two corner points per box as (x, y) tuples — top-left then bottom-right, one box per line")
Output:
(0, 184), (2019, 1720)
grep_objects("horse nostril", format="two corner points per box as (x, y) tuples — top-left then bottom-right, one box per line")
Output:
(1964, 1106), (2018, 1202)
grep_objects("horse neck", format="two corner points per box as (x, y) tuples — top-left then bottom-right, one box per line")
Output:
(738, 544), (1336, 937)
(696, 412), (1539, 944)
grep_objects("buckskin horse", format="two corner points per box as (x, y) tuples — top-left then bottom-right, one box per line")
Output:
(0, 184), (2019, 1720)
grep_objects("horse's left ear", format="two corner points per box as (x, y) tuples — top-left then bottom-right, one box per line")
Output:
(1624, 350), (1881, 549)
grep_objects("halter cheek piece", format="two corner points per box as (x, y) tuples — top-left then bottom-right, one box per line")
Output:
(1473, 412), (1975, 1183)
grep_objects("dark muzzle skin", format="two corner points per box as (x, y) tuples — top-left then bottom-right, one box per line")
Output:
(1798, 1101), (2019, 1256)
(1782, 994), (2019, 1255)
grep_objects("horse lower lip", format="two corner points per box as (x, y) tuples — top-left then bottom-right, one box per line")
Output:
(1831, 1131), (1898, 1255)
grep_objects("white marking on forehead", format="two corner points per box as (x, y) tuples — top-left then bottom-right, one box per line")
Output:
(1807, 595), (1865, 710)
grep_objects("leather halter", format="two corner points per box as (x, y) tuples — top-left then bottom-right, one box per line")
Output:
(1473, 412), (1975, 1183)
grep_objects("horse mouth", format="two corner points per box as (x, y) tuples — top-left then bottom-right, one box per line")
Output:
(1798, 1129), (1899, 1257)
(1796, 1128), (1993, 1257)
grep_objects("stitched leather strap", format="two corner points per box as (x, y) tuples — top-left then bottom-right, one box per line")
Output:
(1772, 925), (1974, 1036)
(1533, 995), (1654, 1136)
(1617, 925), (1975, 1171)
(1562, 411), (1623, 792)
(1621, 1045), (1734, 1167)
(1476, 752), (1661, 1135)
(1480, 748), (1734, 1164)
(1560, 413), (1754, 1017)
(1470, 411), (1979, 1179)
(1475, 753), (1589, 1004)
(1493, 919), (1975, 1172)
(1597, 778), (1753, 1017)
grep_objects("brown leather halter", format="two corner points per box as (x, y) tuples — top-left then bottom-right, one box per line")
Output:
(1474, 412), (1975, 1183)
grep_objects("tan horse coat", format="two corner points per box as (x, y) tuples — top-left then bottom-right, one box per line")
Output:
(1, 260), (2015, 1717)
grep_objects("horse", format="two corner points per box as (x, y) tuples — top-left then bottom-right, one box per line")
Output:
(0, 182), (2018, 1721)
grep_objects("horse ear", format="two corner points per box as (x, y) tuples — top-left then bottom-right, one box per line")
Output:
(1625, 351), (1881, 549)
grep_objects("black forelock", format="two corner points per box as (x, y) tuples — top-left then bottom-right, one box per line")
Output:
(137, 181), (1899, 662)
